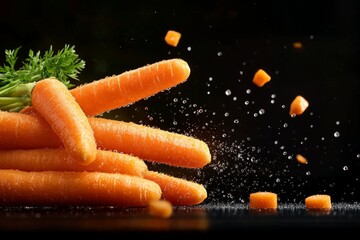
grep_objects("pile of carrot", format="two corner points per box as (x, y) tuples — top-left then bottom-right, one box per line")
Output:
(0, 58), (210, 208)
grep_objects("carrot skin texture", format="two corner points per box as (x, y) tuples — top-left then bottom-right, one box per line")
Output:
(71, 58), (190, 116)
(0, 111), (211, 168)
(0, 149), (147, 177)
(32, 78), (97, 164)
(144, 171), (207, 206)
(0, 170), (161, 206)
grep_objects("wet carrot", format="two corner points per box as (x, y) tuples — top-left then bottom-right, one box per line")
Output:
(0, 148), (147, 177)
(31, 78), (96, 164)
(0, 169), (161, 206)
(249, 192), (278, 209)
(296, 154), (308, 164)
(252, 69), (271, 87)
(305, 194), (332, 210)
(148, 199), (173, 218)
(0, 111), (211, 168)
(73, 58), (189, 116)
(144, 171), (207, 206)
(289, 95), (309, 116)
(165, 30), (182, 47)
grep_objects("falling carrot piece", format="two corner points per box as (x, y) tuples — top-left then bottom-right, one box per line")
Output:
(0, 169), (161, 206)
(164, 30), (182, 47)
(305, 194), (332, 210)
(0, 148), (147, 177)
(289, 95), (309, 116)
(148, 199), (173, 218)
(31, 78), (97, 164)
(0, 111), (211, 169)
(249, 192), (278, 209)
(144, 171), (207, 206)
(252, 69), (271, 87)
(293, 42), (303, 49)
(296, 154), (308, 164)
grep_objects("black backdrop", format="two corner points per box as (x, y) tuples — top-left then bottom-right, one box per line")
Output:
(1, 0), (359, 204)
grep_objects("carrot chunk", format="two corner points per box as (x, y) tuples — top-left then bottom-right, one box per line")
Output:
(252, 69), (271, 87)
(296, 154), (308, 164)
(305, 194), (332, 210)
(289, 95), (309, 116)
(148, 199), (173, 218)
(249, 192), (278, 209)
(165, 30), (182, 47)
(293, 42), (303, 49)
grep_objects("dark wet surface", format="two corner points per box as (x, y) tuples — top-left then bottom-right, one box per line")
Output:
(1, 203), (359, 235)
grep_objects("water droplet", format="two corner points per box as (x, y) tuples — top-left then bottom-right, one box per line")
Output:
(234, 119), (239, 124)
(233, 96), (237, 101)
(290, 114), (296, 118)
(357, 154), (360, 158)
(276, 178), (280, 183)
(270, 100), (275, 104)
(283, 123), (288, 128)
(271, 94), (276, 99)
(222, 133), (227, 138)
(182, 100), (187, 104)
(246, 89), (251, 94)
(253, 113), (258, 117)
(334, 131), (340, 138)
(309, 35), (314, 40)
(310, 124), (314, 128)
(283, 151), (287, 155)
(245, 101), (249, 105)
(217, 51), (223, 56)
(224, 112), (229, 117)
(274, 140), (278, 145)
(321, 137), (325, 141)
(281, 105), (286, 109)
(173, 98), (178, 103)
(288, 155), (293, 160)
(173, 121), (177, 125)
(225, 89), (232, 96)
(306, 171), (311, 175)
(336, 121), (340, 125)
(343, 166), (348, 171)
(207, 91), (211, 95)
(239, 71), (243, 75)
(259, 109), (265, 115)
(209, 77), (213, 81)
(187, 46), (192, 51)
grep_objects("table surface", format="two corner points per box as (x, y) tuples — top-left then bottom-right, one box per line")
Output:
(1, 203), (359, 235)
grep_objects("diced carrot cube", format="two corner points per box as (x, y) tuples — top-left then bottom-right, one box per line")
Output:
(252, 69), (271, 87)
(249, 192), (277, 209)
(293, 42), (303, 49)
(296, 154), (308, 164)
(165, 30), (181, 47)
(289, 95), (309, 116)
(305, 194), (332, 210)
(148, 199), (173, 218)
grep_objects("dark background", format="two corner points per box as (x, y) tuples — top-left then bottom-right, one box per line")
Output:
(1, 0), (359, 204)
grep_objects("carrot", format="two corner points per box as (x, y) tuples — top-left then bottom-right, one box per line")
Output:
(0, 111), (211, 168)
(0, 148), (147, 177)
(72, 58), (190, 116)
(148, 199), (173, 218)
(144, 171), (207, 206)
(249, 192), (278, 209)
(164, 30), (182, 47)
(296, 154), (308, 164)
(252, 69), (271, 87)
(289, 95), (309, 116)
(0, 169), (161, 206)
(31, 78), (97, 164)
(305, 194), (332, 210)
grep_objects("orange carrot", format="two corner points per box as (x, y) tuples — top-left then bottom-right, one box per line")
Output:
(144, 171), (207, 206)
(164, 30), (182, 47)
(249, 192), (278, 209)
(72, 58), (189, 116)
(0, 148), (147, 177)
(252, 69), (271, 87)
(296, 154), (308, 164)
(0, 169), (161, 206)
(0, 111), (211, 168)
(305, 194), (332, 210)
(289, 95), (309, 116)
(31, 78), (97, 164)
(148, 199), (173, 218)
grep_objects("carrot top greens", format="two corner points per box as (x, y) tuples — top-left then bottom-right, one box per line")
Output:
(0, 45), (85, 112)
